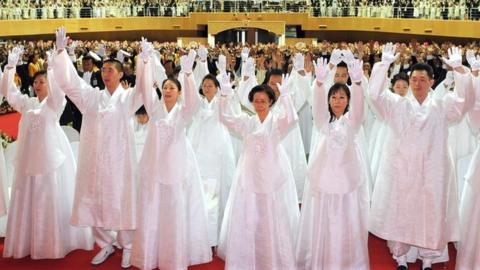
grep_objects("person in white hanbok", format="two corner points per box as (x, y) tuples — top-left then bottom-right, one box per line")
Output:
(131, 46), (212, 270)
(369, 44), (472, 270)
(0, 67), (5, 218)
(455, 52), (480, 270)
(217, 73), (300, 270)
(188, 73), (236, 247)
(1, 47), (93, 259)
(51, 27), (142, 268)
(296, 58), (369, 270)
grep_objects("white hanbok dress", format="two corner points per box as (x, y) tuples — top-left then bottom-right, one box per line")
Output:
(52, 50), (142, 231)
(296, 82), (370, 270)
(0, 69), (5, 218)
(217, 92), (300, 270)
(1, 67), (93, 259)
(131, 60), (212, 270)
(188, 93), (236, 246)
(456, 75), (480, 270)
(368, 62), (472, 251)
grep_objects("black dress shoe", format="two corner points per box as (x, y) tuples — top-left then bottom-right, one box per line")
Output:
(396, 266), (408, 270)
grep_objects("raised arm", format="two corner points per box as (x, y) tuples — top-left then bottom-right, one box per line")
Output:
(136, 38), (159, 116)
(275, 74), (299, 139)
(368, 43), (400, 121)
(1, 47), (35, 113)
(467, 52), (480, 134)
(193, 45), (210, 88)
(180, 49), (202, 122)
(290, 53), (310, 111)
(45, 51), (66, 114)
(218, 73), (250, 138)
(53, 27), (97, 113)
(346, 59), (365, 131)
(442, 47), (474, 124)
(237, 57), (257, 112)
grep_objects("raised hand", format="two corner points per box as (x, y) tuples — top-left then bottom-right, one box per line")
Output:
(242, 57), (256, 77)
(276, 73), (291, 96)
(197, 45), (208, 62)
(293, 53), (305, 72)
(314, 57), (329, 84)
(180, 49), (197, 74)
(466, 49), (480, 71)
(67, 40), (77, 55)
(7, 46), (24, 68)
(216, 54), (227, 75)
(342, 49), (355, 65)
(348, 59), (364, 83)
(442, 46), (462, 69)
(46, 48), (56, 69)
(117, 50), (125, 63)
(381, 42), (399, 65)
(55, 26), (68, 51)
(329, 48), (343, 66)
(96, 43), (106, 58)
(139, 37), (154, 62)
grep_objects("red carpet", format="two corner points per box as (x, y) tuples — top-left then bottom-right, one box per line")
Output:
(0, 235), (456, 269)
(0, 112), (20, 139)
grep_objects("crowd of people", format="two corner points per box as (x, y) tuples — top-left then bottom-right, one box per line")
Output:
(0, 0), (480, 20)
(0, 26), (480, 270)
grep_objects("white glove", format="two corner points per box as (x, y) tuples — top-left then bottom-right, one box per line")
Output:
(329, 48), (343, 66)
(7, 46), (23, 68)
(443, 71), (455, 86)
(277, 73), (291, 96)
(116, 50), (125, 63)
(96, 43), (106, 58)
(197, 45), (208, 62)
(180, 49), (197, 74)
(55, 26), (68, 51)
(139, 37), (153, 62)
(67, 40), (77, 55)
(342, 49), (355, 65)
(241, 47), (250, 61)
(348, 59), (364, 83)
(219, 72), (233, 96)
(442, 47), (462, 69)
(242, 57), (255, 77)
(293, 53), (305, 72)
(381, 42), (399, 65)
(216, 54), (227, 75)
(466, 49), (480, 71)
(314, 57), (329, 84)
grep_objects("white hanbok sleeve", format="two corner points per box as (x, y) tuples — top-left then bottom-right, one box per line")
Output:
(311, 81), (330, 130)
(46, 68), (66, 114)
(346, 82), (365, 131)
(237, 76), (258, 112)
(368, 62), (401, 121)
(219, 94), (250, 139)
(136, 58), (159, 116)
(276, 94), (299, 139)
(468, 75), (480, 135)
(52, 50), (98, 114)
(193, 59), (209, 88)
(290, 70), (311, 111)
(0, 67), (36, 113)
(443, 70), (474, 124)
(180, 73), (202, 123)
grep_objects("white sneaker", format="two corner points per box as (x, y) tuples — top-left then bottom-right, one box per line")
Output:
(91, 245), (115, 265)
(121, 248), (132, 268)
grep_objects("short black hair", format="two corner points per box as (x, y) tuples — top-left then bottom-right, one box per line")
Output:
(391, 72), (409, 86)
(337, 61), (348, 69)
(102, 58), (123, 73)
(82, 55), (94, 62)
(199, 74), (220, 96)
(32, 70), (47, 82)
(248, 84), (277, 107)
(410, 63), (434, 79)
(262, 68), (283, 84)
(135, 106), (147, 115)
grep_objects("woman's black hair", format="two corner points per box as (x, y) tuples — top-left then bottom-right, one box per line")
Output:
(32, 70), (47, 82)
(158, 77), (182, 100)
(328, 83), (351, 123)
(199, 74), (220, 96)
(248, 84), (277, 107)
(390, 72), (409, 92)
(262, 68), (283, 85)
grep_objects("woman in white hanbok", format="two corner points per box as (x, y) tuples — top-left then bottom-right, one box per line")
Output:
(296, 59), (369, 270)
(1, 48), (93, 259)
(188, 74), (236, 247)
(217, 73), (300, 270)
(456, 57), (480, 270)
(131, 47), (212, 270)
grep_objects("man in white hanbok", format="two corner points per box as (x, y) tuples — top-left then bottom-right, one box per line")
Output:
(369, 44), (472, 270)
(51, 27), (143, 268)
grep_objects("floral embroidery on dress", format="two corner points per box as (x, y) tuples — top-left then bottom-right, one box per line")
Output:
(328, 120), (348, 150)
(28, 115), (42, 132)
(156, 119), (174, 143)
